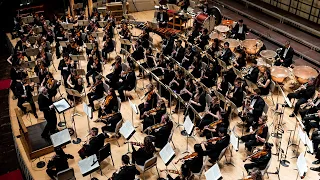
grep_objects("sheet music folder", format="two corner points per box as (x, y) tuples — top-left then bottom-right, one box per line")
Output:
(159, 143), (176, 166)
(120, 121), (135, 140)
(78, 154), (100, 177)
(50, 129), (71, 148)
(53, 98), (71, 114)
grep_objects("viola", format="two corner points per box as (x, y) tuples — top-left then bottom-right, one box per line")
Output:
(175, 152), (198, 164)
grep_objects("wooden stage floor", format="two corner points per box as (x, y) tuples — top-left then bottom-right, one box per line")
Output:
(8, 10), (319, 180)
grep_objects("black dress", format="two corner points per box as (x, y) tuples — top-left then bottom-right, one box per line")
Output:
(143, 105), (166, 130)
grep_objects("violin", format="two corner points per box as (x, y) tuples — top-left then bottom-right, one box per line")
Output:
(143, 122), (166, 133)
(175, 152), (198, 164)
(100, 112), (117, 120)
(89, 80), (102, 92)
(207, 119), (223, 129)
(243, 149), (268, 162)
(124, 141), (144, 147)
(256, 124), (265, 135)
(104, 95), (113, 106)
(202, 136), (222, 144)
(47, 78), (54, 89)
(160, 169), (180, 175)
(147, 90), (154, 101)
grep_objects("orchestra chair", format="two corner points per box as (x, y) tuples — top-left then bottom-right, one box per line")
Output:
(261, 80), (275, 105)
(81, 33), (87, 41)
(263, 103), (269, 116)
(93, 83), (109, 110)
(57, 168), (76, 180)
(117, 97), (121, 112)
(135, 156), (160, 180)
(107, 119), (123, 147)
(98, 143), (115, 174)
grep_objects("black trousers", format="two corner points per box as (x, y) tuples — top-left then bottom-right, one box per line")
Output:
(86, 70), (98, 85)
(312, 131), (320, 153)
(303, 115), (319, 135)
(87, 92), (102, 108)
(244, 162), (261, 172)
(241, 134), (264, 151)
(287, 93), (307, 114)
(41, 109), (58, 137)
(18, 97), (37, 115)
(46, 168), (58, 179)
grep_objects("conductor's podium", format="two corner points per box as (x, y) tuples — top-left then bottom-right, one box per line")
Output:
(15, 108), (54, 159)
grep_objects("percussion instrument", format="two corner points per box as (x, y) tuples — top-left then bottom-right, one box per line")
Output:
(256, 58), (270, 71)
(222, 39), (241, 52)
(260, 50), (277, 60)
(149, 27), (181, 38)
(241, 39), (263, 55)
(195, 13), (208, 24)
(195, 13), (216, 32)
(214, 25), (229, 33)
(270, 66), (290, 83)
(292, 66), (319, 84)
(209, 31), (226, 40)
(222, 19), (234, 26)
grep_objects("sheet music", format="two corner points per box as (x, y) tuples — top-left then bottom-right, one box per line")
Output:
(230, 130), (239, 151)
(183, 116), (194, 135)
(306, 135), (314, 154)
(50, 129), (71, 147)
(297, 153), (307, 177)
(119, 121), (135, 140)
(53, 98), (71, 113)
(78, 154), (99, 176)
(298, 126), (307, 145)
(83, 103), (92, 119)
(128, 99), (138, 114)
(205, 163), (222, 180)
(159, 143), (175, 166)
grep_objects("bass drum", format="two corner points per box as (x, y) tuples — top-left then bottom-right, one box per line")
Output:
(211, 6), (222, 26)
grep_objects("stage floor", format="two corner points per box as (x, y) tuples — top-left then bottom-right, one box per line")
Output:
(8, 10), (319, 180)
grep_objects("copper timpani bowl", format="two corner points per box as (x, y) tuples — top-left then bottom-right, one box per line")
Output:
(214, 25), (229, 33)
(209, 31), (226, 40)
(222, 39), (241, 52)
(260, 50), (277, 59)
(292, 66), (319, 84)
(270, 66), (290, 83)
(241, 39), (264, 55)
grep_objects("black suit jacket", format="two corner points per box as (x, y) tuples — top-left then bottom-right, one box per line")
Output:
(38, 94), (54, 112)
(152, 121), (173, 149)
(86, 133), (105, 156)
(174, 46), (185, 62)
(123, 71), (136, 90)
(246, 66), (259, 83)
(156, 12), (169, 22)
(94, 83), (105, 98)
(299, 84), (315, 99)
(15, 82), (33, 99)
(207, 135), (230, 153)
(220, 48), (232, 65)
(112, 165), (140, 180)
(279, 47), (294, 67)
(252, 96), (265, 118)
(230, 87), (244, 107)
(232, 24), (248, 36)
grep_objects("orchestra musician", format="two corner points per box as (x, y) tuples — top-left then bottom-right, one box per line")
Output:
(244, 167), (264, 180)
(240, 115), (268, 152)
(15, 77), (38, 118)
(106, 56), (123, 89)
(119, 23), (131, 51)
(86, 57), (102, 87)
(34, 60), (49, 84)
(148, 114), (173, 149)
(176, 144), (204, 174)
(138, 47), (156, 77)
(181, 46), (194, 69)
(178, 0), (190, 11)
(200, 62), (218, 88)
(257, 66), (271, 96)
(78, 127), (106, 159)
(10, 64), (27, 98)
(228, 78), (244, 107)
(87, 75), (105, 108)
(202, 127), (230, 164)
(141, 99), (167, 131)
(303, 109), (320, 136)
(190, 55), (202, 78)
(102, 36), (115, 62)
(58, 54), (72, 86)
(231, 19), (249, 40)
(38, 86), (57, 138)
(100, 111), (122, 134)
(233, 48), (247, 70)
(132, 44), (145, 61)
(131, 136), (156, 166)
(96, 88), (118, 120)
(160, 164), (192, 180)
(187, 26), (200, 44)
(196, 28), (209, 50)
(218, 42), (233, 66)
(310, 130), (320, 173)
(185, 86), (206, 121)
(46, 147), (74, 179)
(244, 59), (259, 83)
(173, 78), (196, 113)
(117, 66), (136, 101)
(299, 92), (320, 119)
(274, 41), (294, 67)
(286, 78), (315, 117)
(163, 32), (176, 56)
(156, 7), (169, 28)
(244, 143), (272, 173)
(172, 40), (185, 63)
(138, 84), (158, 119)
(138, 29), (150, 49)
(149, 54), (167, 81)
(169, 69), (185, 96)
(207, 38), (220, 58)
(42, 73), (59, 98)
(110, 155), (140, 180)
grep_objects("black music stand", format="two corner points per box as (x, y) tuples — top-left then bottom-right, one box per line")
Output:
(119, 121), (136, 154)
(78, 20), (89, 27)
(119, 39), (131, 55)
(53, 98), (71, 128)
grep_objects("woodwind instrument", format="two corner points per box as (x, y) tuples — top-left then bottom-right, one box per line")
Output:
(175, 152), (198, 164)
(305, 112), (320, 118)
(294, 82), (308, 93)
(243, 149), (268, 162)
(124, 141), (144, 147)
(160, 169), (180, 174)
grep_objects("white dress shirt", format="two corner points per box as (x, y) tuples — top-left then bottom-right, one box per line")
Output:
(283, 46), (290, 58)
(238, 26), (243, 34)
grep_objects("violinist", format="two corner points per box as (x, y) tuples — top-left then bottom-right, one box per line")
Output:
(218, 42), (233, 66)
(110, 155), (140, 180)
(119, 23), (131, 51)
(142, 99), (167, 131)
(244, 167), (264, 180)
(34, 60), (49, 84)
(257, 66), (271, 96)
(67, 70), (84, 103)
(106, 56), (123, 89)
(200, 62), (218, 88)
(138, 29), (150, 49)
(171, 40), (185, 63)
(138, 84), (158, 119)
(196, 28), (209, 50)
(149, 114), (173, 149)
(185, 86), (206, 121)
(103, 21), (114, 39)
(190, 54), (202, 78)
(87, 76), (105, 108)
(160, 164), (192, 180)
(102, 36), (115, 62)
(117, 66), (136, 101)
(100, 111), (122, 134)
(131, 136), (156, 166)
(156, 7), (169, 28)
(202, 127), (230, 164)
(41, 73), (59, 98)
(46, 147), (74, 179)
(228, 78), (244, 107)
(197, 96), (222, 136)
(78, 127), (106, 159)
(176, 144), (204, 174)
(240, 115), (268, 152)
(86, 57), (102, 87)
(10, 64), (26, 98)
(131, 44), (145, 61)
(86, 21), (97, 33)
(96, 88), (119, 120)
(138, 47), (156, 77)
(244, 143), (272, 173)
(15, 77), (38, 118)
(58, 54), (72, 86)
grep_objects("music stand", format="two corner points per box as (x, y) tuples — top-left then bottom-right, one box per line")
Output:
(32, 26), (43, 34)
(233, 67), (244, 79)
(26, 48), (39, 58)
(217, 59), (227, 71)
(159, 143), (176, 170)
(245, 79), (258, 92)
(78, 154), (100, 179)
(86, 43), (95, 50)
(92, 32), (104, 38)
(182, 115), (194, 154)
(65, 88), (82, 144)
(205, 163), (222, 180)
(128, 98), (138, 128)
(78, 20), (89, 27)
(53, 98), (71, 127)
(119, 121), (136, 154)
(59, 41), (70, 48)
(98, 21), (108, 27)
(50, 129), (72, 148)
(119, 39), (131, 54)
(147, 21), (158, 30)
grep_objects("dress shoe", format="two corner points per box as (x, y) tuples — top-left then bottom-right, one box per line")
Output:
(313, 160), (320, 165)
(289, 113), (295, 117)
(34, 114), (38, 119)
(310, 167), (320, 172)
